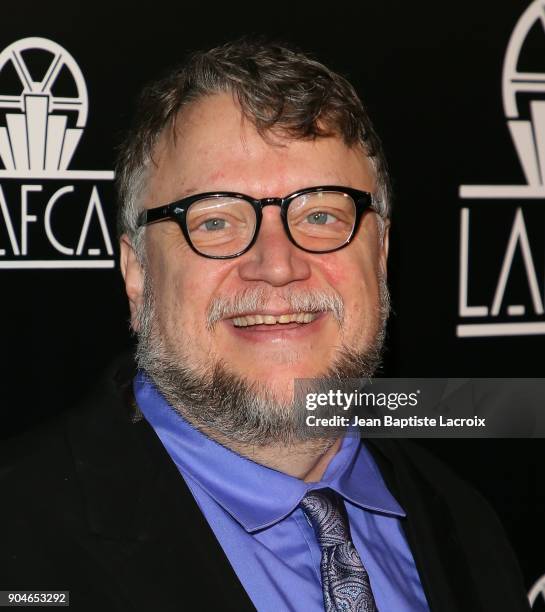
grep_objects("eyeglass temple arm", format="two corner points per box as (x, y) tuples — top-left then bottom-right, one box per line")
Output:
(137, 204), (183, 227)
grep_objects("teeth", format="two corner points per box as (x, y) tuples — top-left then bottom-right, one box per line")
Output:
(232, 312), (318, 327)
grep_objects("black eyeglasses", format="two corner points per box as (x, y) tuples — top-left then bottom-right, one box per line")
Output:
(137, 185), (377, 259)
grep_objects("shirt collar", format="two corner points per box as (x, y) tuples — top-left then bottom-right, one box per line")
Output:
(134, 371), (405, 532)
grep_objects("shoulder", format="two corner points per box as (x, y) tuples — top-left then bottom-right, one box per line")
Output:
(368, 437), (493, 503)
(366, 438), (530, 610)
(0, 354), (139, 608)
(1, 352), (135, 478)
(367, 437), (510, 535)
(0, 353), (135, 537)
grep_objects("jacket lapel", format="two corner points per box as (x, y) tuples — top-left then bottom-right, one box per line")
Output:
(66, 357), (255, 611)
(365, 438), (482, 612)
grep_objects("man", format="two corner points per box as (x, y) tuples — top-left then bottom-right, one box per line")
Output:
(1, 41), (530, 611)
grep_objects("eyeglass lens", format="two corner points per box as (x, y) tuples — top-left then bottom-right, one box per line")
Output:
(185, 191), (357, 257)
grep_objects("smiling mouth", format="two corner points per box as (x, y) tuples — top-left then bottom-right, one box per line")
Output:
(231, 312), (320, 327)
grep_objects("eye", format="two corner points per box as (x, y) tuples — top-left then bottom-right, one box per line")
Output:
(198, 218), (229, 231)
(306, 211), (338, 225)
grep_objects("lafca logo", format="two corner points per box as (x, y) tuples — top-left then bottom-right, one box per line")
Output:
(0, 37), (114, 269)
(458, 1), (545, 337)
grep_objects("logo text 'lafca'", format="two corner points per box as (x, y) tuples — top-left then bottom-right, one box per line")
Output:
(0, 37), (114, 269)
(458, 1), (545, 338)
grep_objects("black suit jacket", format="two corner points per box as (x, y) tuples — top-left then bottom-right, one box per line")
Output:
(0, 356), (531, 611)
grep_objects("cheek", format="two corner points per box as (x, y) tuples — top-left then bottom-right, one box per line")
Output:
(162, 270), (208, 324)
(317, 251), (351, 286)
(147, 235), (208, 317)
(317, 243), (382, 333)
(154, 254), (234, 334)
(318, 242), (377, 297)
(318, 215), (382, 285)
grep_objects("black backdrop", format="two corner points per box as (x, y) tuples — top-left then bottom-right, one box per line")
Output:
(1, 1), (544, 605)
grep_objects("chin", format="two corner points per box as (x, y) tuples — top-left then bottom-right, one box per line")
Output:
(242, 362), (331, 391)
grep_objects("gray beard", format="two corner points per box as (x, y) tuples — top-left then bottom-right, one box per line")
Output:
(135, 275), (390, 447)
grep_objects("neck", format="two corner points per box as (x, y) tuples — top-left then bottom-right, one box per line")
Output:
(210, 431), (344, 481)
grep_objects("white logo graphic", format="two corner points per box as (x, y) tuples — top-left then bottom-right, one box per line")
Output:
(0, 37), (114, 269)
(461, 0), (545, 199)
(529, 572), (545, 608)
(457, 1), (545, 337)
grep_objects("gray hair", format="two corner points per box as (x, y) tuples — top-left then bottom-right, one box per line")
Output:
(116, 39), (392, 258)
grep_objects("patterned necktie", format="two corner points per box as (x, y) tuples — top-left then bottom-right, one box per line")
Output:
(299, 488), (378, 612)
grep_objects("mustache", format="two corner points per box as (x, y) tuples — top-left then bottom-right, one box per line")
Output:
(206, 287), (345, 330)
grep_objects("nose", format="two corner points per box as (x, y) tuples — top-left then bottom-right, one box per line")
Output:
(237, 206), (311, 286)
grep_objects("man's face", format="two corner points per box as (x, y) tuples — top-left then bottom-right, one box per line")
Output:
(121, 92), (389, 424)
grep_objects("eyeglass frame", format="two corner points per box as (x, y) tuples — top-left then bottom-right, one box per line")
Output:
(136, 185), (379, 259)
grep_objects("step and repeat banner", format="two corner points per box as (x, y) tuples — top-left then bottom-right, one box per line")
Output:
(1, 1), (543, 607)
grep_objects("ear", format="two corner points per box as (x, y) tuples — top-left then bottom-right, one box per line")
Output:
(379, 218), (390, 277)
(120, 234), (145, 332)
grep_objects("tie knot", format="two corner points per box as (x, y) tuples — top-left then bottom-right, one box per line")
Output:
(299, 489), (350, 547)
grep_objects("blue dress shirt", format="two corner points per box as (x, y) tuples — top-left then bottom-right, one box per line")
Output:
(134, 372), (430, 612)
